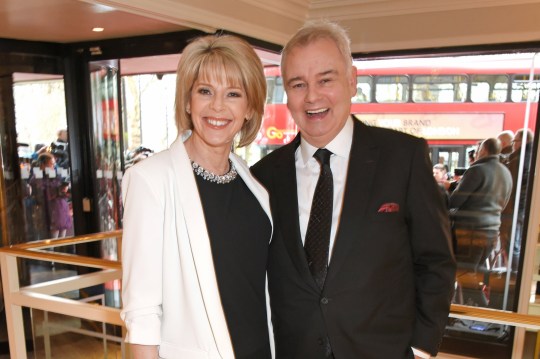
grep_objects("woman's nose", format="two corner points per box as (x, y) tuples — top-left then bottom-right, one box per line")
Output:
(210, 95), (225, 111)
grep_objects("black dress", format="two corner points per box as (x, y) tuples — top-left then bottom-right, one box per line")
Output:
(195, 173), (272, 359)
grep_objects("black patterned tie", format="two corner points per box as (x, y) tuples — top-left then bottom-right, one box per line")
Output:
(305, 148), (333, 291)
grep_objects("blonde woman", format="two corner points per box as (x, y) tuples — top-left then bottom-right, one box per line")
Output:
(121, 35), (271, 359)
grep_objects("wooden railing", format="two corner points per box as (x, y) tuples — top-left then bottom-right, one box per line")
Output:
(0, 230), (123, 359)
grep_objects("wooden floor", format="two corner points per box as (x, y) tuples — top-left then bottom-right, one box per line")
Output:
(0, 333), (536, 358)
(0, 303), (123, 358)
(31, 332), (123, 359)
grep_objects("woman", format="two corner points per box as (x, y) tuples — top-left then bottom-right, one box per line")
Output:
(121, 35), (271, 359)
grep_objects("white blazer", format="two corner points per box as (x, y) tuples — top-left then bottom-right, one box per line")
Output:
(121, 136), (273, 359)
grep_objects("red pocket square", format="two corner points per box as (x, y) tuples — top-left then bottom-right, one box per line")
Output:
(378, 203), (400, 213)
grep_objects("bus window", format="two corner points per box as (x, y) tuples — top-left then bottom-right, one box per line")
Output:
(375, 75), (408, 103)
(511, 74), (540, 102)
(471, 74), (508, 102)
(353, 76), (372, 103)
(266, 76), (286, 104)
(266, 76), (276, 104)
(412, 75), (467, 103)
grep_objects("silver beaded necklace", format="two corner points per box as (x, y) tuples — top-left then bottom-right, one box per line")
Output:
(191, 159), (238, 184)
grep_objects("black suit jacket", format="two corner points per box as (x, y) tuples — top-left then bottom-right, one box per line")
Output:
(252, 119), (456, 359)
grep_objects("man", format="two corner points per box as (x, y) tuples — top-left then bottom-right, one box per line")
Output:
(449, 138), (512, 297)
(497, 130), (514, 163)
(433, 164), (450, 207)
(501, 128), (533, 271)
(50, 128), (69, 169)
(252, 21), (456, 359)
(433, 163), (448, 183)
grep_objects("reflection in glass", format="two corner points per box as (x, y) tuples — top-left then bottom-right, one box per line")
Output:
(13, 74), (73, 243)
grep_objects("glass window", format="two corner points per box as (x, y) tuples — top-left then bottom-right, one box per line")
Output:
(121, 73), (177, 155)
(511, 74), (540, 102)
(375, 75), (409, 103)
(413, 75), (467, 103)
(352, 76), (372, 103)
(471, 75), (508, 102)
(266, 76), (285, 104)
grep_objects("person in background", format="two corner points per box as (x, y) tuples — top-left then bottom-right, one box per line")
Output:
(50, 128), (69, 169)
(121, 34), (272, 359)
(252, 20), (455, 359)
(124, 145), (154, 169)
(449, 138), (512, 305)
(500, 128), (534, 271)
(433, 163), (450, 207)
(31, 143), (47, 162)
(467, 149), (476, 166)
(29, 153), (72, 239)
(497, 130), (514, 163)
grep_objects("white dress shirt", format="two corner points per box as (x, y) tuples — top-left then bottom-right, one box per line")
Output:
(295, 117), (353, 263)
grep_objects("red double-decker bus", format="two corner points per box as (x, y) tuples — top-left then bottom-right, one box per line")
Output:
(256, 54), (539, 172)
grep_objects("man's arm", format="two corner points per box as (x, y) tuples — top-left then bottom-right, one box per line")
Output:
(406, 139), (457, 355)
(448, 168), (480, 210)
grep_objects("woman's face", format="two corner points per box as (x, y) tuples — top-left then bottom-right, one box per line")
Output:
(188, 75), (250, 152)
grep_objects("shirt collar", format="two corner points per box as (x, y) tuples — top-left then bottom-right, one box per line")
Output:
(298, 117), (354, 165)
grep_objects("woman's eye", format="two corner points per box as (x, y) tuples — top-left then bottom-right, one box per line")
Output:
(228, 91), (242, 98)
(197, 88), (211, 95)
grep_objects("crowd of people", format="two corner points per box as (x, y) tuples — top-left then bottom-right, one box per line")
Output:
(22, 129), (72, 242)
(432, 128), (534, 306)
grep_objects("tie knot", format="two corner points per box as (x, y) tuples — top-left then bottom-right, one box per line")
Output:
(314, 148), (332, 166)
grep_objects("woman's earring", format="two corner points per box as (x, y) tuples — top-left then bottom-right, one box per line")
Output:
(186, 107), (191, 115)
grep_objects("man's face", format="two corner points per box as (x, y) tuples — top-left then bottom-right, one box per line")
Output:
(283, 38), (357, 148)
(433, 168), (446, 182)
(58, 130), (68, 142)
(512, 133), (523, 153)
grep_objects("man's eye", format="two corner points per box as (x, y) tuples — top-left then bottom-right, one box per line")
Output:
(291, 83), (305, 89)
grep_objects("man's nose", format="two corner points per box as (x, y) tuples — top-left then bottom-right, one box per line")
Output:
(304, 85), (320, 103)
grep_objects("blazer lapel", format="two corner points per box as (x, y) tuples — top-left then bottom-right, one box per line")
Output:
(168, 137), (235, 359)
(273, 136), (320, 293)
(326, 120), (379, 287)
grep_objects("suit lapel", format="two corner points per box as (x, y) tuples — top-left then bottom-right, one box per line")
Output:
(326, 120), (379, 287)
(273, 136), (320, 292)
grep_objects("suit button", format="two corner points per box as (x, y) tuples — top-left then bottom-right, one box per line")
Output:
(321, 297), (329, 305)
(317, 338), (324, 345)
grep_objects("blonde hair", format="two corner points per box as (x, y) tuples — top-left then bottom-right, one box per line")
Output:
(175, 35), (266, 147)
(281, 20), (352, 78)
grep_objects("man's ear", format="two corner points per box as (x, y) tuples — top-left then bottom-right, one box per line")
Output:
(349, 66), (358, 97)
